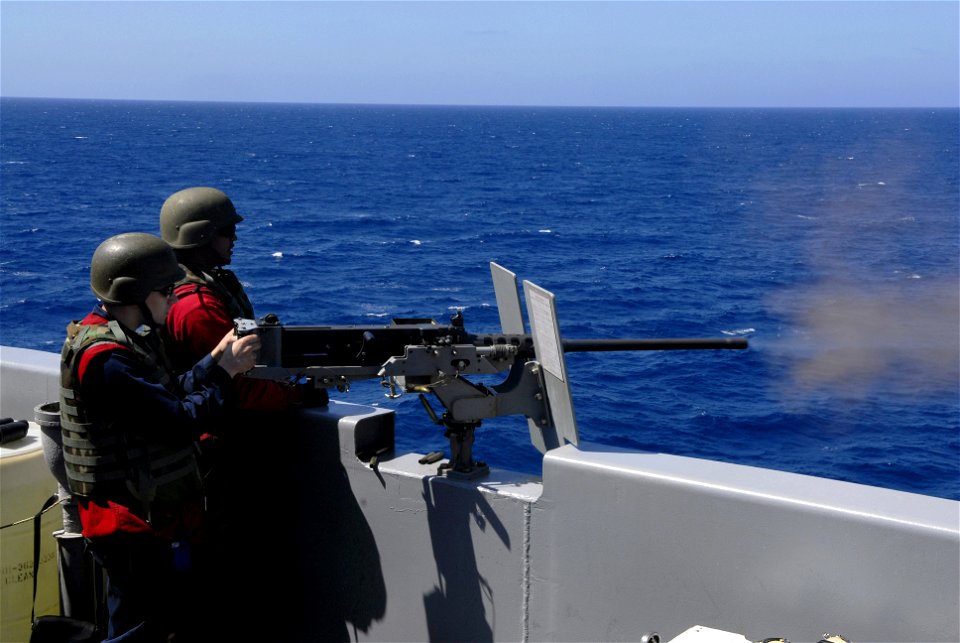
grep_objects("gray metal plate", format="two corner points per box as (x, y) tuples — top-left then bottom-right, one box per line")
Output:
(490, 262), (525, 334)
(523, 280), (579, 447)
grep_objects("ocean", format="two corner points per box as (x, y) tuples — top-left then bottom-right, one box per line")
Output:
(1, 98), (957, 500)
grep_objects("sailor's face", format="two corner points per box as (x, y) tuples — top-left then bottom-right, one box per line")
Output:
(145, 285), (177, 325)
(212, 224), (236, 265)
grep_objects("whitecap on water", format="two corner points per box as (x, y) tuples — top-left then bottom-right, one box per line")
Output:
(410, 240), (422, 245)
(271, 252), (283, 258)
(722, 328), (755, 336)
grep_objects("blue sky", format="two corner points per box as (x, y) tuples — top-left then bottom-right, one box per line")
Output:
(2, 1), (957, 108)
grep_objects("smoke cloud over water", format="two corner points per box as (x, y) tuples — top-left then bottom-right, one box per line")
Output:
(767, 277), (959, 401)
(751, 121), (959, 408)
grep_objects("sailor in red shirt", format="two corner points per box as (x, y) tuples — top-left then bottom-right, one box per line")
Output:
(60, 233), (260, 642)
(160, 186), (326, 411)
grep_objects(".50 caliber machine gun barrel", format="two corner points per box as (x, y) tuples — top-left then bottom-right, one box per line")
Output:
(561, 337), (748, 352)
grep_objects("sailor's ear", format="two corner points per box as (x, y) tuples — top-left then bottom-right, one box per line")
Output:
(108, 276), (140, 302)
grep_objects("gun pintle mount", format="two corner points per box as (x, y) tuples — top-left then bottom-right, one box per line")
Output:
(238, 263), (747, 478)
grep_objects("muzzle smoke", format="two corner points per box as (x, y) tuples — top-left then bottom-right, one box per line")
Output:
(768, 277), (959, 399)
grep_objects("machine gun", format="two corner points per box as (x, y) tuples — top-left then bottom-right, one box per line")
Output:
(238, 263), (747, 478)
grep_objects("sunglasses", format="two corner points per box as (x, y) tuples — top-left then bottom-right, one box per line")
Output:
(154, 284), (176, 297)
(217, 224), (237, 237)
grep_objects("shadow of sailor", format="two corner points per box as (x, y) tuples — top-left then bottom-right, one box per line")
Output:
(421, 475), (510, 643)
(205, 408), (386, 642)
(290, 408), (387, 642)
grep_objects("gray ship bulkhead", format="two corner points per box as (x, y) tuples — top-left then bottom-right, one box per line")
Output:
(2, 345), (957, 642)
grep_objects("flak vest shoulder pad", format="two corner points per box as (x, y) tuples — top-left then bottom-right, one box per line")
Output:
(177, 266), (254, 320)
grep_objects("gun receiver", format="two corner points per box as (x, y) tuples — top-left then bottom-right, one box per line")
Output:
(240, 264), (747, 478)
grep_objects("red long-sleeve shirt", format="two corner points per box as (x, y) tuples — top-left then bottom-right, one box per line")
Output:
(166, 282), (299, 411)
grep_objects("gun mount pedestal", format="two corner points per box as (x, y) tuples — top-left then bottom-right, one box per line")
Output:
(440, 422), (489, 480)
(417, 394), (490, 479)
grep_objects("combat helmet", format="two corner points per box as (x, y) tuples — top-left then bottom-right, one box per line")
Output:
(90, 233), (185, 304)
(160, 187), (244, 249)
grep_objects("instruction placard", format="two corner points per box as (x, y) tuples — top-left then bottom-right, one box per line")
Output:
(527, 287), (564, 382)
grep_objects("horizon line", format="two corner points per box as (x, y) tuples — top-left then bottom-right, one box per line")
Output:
(2, 95), (958, 111)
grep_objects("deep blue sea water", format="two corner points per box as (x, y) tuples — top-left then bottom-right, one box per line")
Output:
(2, 98), (958, 500)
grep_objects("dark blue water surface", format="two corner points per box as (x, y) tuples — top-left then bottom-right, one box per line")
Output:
(2, 98), (957, 499)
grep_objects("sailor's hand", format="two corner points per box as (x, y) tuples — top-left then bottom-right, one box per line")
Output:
(215, 332), (260, 377)
(210, 330), (235, 362)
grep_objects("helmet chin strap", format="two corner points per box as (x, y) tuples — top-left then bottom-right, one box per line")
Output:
(137, 301), (161, 333)
(100, 302), (158, 337)
(179, 245), (225, 273)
